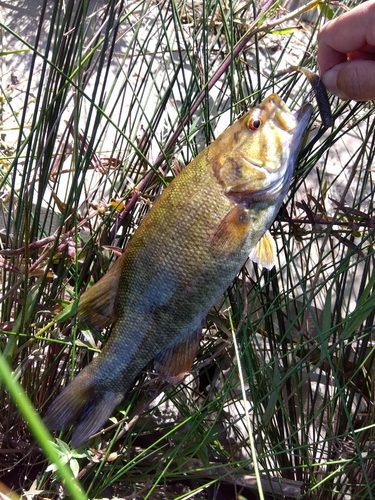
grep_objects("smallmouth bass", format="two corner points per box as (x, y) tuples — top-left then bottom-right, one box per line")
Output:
(43, 94), (312, 448)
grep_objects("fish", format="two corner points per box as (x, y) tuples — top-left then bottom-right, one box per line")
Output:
(43, 94), (312, 448)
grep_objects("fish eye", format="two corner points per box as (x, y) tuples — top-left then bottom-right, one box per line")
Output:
(248, 118), (262, 130)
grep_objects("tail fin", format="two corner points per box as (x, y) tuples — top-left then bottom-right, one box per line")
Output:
(43, 370), (123, 448)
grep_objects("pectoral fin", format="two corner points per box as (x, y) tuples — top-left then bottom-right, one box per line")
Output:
(249, 230), (277, 270)
(209, 205), (250, 259)
(78, 257), (123, 330)
(154, 328), (202, 384)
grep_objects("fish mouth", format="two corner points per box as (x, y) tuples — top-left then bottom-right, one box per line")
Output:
(258, 102), (312, 199)
(266, 94), (312, 135)
(290, 102), (313, 145)
(226, 99), (312, 204)
(265, 98), (312, 199)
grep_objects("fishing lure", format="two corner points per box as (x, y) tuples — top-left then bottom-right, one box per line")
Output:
(288, 66), (333, 128)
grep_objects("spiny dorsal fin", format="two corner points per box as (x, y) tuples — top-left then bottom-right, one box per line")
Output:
(249, 230), (277, 270)
(78, 257), (124, 331)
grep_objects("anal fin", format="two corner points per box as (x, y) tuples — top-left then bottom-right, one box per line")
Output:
(154, 328), (202, 384)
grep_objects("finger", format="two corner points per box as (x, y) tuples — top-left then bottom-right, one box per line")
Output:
(317, 2), (375, 75)
(322, 60), (375, 101)
(347, 47), (375, 61)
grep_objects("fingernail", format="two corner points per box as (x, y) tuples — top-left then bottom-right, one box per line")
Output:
(322, 67), (348, 100)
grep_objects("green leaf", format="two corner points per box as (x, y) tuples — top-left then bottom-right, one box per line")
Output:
(318, 3), (336, 20)
(54, 299), (79, 323)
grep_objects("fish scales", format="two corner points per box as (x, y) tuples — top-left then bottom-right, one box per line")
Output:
(43, 94), (312, 448)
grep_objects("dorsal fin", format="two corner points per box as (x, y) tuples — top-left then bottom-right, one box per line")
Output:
(78, 256), (124, 331)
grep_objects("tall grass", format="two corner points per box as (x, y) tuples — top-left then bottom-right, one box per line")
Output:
(1, 0), (375, 498)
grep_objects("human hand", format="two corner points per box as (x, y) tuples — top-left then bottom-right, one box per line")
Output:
(317, 1), (375, 101)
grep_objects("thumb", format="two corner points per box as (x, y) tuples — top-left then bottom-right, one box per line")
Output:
(322, 60), (375, 101)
